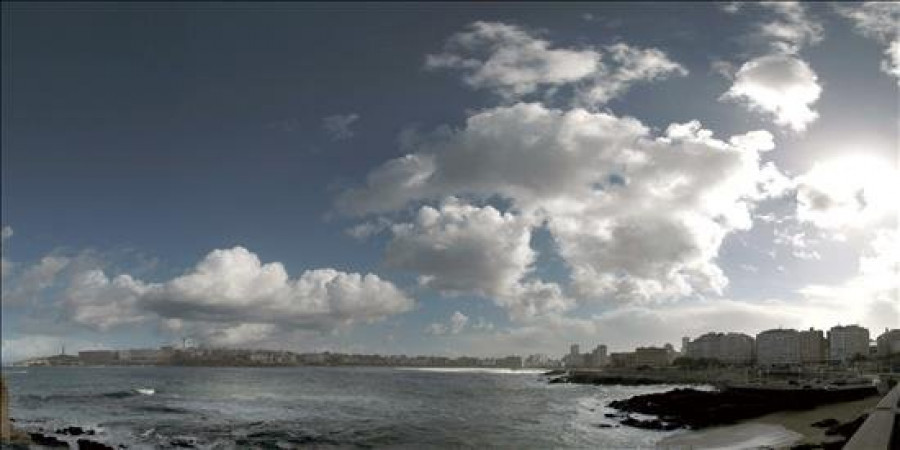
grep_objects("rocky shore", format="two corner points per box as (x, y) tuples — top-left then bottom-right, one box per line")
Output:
(607, 386), (877, 430)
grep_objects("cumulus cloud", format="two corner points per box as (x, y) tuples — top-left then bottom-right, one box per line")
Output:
(385, 199), (572, 319)
(722, 54), (821, 132)
(836, 2), (900, 82)
(579, 43), (688, 104)
(426, 21), (600, 98)
(757, 2), (823, 54)
(425, 21), (685, 104)
(339, 103), (788, 305)
(322, 113), (360, 141)
(3, 246), (413, 345)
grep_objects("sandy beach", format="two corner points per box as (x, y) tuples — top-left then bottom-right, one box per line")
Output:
(658, 395), (880, 449)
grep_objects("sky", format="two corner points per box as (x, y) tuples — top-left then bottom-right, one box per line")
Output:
(2, 2), (898, 362)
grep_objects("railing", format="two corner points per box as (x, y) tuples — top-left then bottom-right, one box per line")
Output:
(844, 382), (900, 449)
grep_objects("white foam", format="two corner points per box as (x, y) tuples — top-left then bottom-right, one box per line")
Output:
(657, 423), (803, 449)
(134, 388), (155, 396)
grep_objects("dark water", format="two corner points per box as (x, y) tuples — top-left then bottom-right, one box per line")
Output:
(4, 366), (685, 448)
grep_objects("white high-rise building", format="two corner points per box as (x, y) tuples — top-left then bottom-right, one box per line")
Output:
(685, 332), (753, 365)
(828, 325), (870, 364)
(756, 329), (801, 366)
(798, 328), (826, 364)
(877, 329), (900, 357)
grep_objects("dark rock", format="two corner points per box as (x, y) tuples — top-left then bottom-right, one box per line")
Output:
(543, 369), (566, 376)
(548, 376), (569, 384)
(57, 426), (87, 436)
(77, 439), (114, 450)
(169, 438), (196, 448)
(810, 418), (839, 428)
(595, 423), (614, 428)
(789, 444), (823, 450)
(603, 413), (620, 418)
(28, 433), (69, 447)
(608, 386), (878, 430)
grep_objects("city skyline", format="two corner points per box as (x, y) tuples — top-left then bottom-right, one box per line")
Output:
(2, 2), (899, 363)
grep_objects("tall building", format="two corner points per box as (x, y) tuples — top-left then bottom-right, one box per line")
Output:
(876, 329), (900, 357)
(685, 332), (753, 365)
(681, 337), (690, 354)
(756, 329), (801, 366)
(634, 346), (672, 368)
(798, 328), (826, 364)
(589, 344), (608, 367)
(828, 325), (870, 364)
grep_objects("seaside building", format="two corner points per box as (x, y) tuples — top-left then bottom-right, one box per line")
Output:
(634, 346), (672, 368)
(609, 352), (637, 368)
(756, 329), (801, 366)
(78, 350), (119, 365)
(563, 344), (585, 368)
(685, 332), (753, 365)
(798, 328), (827, 364)
(876, 329), (900, 357)
(828, 325), (870, 364)
(588, 345), (608, 367)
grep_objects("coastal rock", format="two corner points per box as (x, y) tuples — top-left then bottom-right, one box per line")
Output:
(57, 426), (95, 436)
(77, 438), (115, 450)
(609, 386), (877, 430)
(547, 376), (569, 384)
(28, 433), (69, 447)
(810, 418), (839, 428)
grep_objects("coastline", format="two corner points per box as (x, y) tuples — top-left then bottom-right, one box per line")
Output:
(658, 395), (879, 449)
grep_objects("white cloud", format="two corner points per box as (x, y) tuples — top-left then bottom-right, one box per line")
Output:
(339, 103), (787, 306)
(579, 43), (688, 105)
(322, 113), (360, 140)
(63, 269), (151, 331)
(757, 2), (823, 54)
(722, 54), (821, 132)
(425, 310), (470, 336)
(794, 155), (899, 232)
(426, 22), (685, 105)
(143, 247), (413, 331)
(426, 21), (600, 98)
(3, 246), (414, 346)
(835, 2), (900, 82)
(385, 198), (572, 319)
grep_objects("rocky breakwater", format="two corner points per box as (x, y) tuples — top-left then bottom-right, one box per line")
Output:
(608, 385), (879, 431)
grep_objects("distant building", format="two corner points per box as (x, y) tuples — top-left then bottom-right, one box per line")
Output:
(118, 348), (162, 365)
(564, 344), (585, 368)
(78, 350), (119, 365)
(798, 328), (826, 364)
(685, 332), (753, 365)
(634, 346), (671, 368)
(609, 352), (637, 368)
(756, 329), (800, 366)
(828, 325), (870, 364)
(588, 345), (608, 367)
(876, 329), (900, 357)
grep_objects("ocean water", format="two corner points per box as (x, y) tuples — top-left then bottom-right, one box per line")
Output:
(3, 366), (687, 449)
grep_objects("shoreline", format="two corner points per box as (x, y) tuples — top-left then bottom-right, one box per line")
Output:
(658, 395), (880, 449)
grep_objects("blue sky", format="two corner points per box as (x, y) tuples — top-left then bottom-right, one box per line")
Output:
(2, 2), (898, 362)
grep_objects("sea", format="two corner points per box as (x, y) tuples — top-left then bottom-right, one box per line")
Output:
(2, 366), (719, 449)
